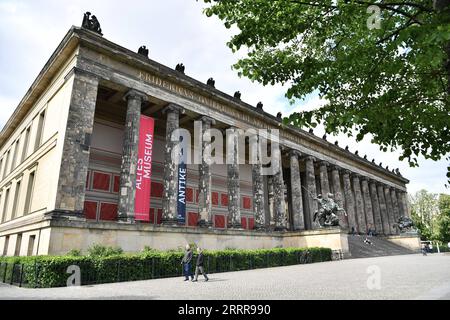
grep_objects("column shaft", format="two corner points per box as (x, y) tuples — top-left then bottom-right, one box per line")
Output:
(304, 156), (317, 229)
(361, 178), (375, 232)
(377, 184), (390, 235)
(273, 146), (287, 230)
(331, 166), (347, 229)
(289, 151), (304, 230)
(162, 104), (183, 224)
(252, 136), (265, 229)
(352, 174), (367, 234)
(319, 161), (330, 196)
(118, 90), (146, 221)
(384, 186), (395, 234)
(198, 117), (215, 226)
(227, 128), (241, 228)
(343, 171), (357, 232)
(369, 181), (383, 233)
(391, 188), (400, 222)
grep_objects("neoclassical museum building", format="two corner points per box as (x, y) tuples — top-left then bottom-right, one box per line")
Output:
(0, 18), (419, 257)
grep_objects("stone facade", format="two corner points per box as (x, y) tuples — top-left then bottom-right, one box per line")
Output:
(0, 27), (413, 257)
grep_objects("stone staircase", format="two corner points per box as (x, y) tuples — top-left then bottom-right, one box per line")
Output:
(347, 235), (419, 259)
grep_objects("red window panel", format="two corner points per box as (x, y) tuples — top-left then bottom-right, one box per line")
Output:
(212, 192), (219, 206)
(113, 175), (120, 193)
(243, 196), (252, 210)
(86, 171), (90, 190)
(92, 172), (111, 192)
(221, 193), (229, 207)
(99, 202), (118, 221)
(188, 212), (198, 227)
(186, 188), (194, 203)
(156, 209), (163, 225)
(241, 217), (247, 230)
(214, 215), (226, 229)
(84, 201), (97, 220)
(248, 217), (255, 230)
(151, 182), (164, 198)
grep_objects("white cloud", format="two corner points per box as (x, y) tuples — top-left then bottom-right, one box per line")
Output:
(0, 0), (447, 194)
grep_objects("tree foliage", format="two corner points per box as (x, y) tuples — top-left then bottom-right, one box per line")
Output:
(201, 0), (450, 174)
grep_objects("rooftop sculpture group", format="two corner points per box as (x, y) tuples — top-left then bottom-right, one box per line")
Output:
(82, 12), (103, 36)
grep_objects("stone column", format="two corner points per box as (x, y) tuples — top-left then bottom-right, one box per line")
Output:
(227, 127), (241, 228)
(361, 177), (375, 232)
(399, 191), (409, 218)
(289, 150), (304, 230)
(319, 161), (330, 197)
(198, 116), (215, 227)
(352, 174), (367, 234)
(55, 69), (99, 215)
(252, 135), (265, 229)
(304, 156), (317, 229)
(342, 170), (357, 232)
(384, 186), (395, 234)
(396, 190), (405, 218)
(273, 146), (287, 230)
(377, 184), (390, 235)
(391, 188), (400, 222)
(369, 180), (383, 233)
(118, 89), (147, 221)
(161, 104), (184, 224)
(266, 175), (275, 228)
(331, 166), (347, 229)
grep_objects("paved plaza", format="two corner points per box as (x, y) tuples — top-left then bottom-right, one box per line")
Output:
(1, 254), (449, 300)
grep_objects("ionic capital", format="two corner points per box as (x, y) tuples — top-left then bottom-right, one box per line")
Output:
(123, 89), (148, 103)
(162, 103), (185, 115)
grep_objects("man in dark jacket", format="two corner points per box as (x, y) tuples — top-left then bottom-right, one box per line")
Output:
(181, 244), (194, 281)
(192, 247), (209, 282)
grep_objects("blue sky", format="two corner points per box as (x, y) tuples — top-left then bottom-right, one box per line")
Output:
(0, 0), (448, 195)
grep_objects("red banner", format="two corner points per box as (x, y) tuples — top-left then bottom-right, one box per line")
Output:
(135, 115), (155, 221)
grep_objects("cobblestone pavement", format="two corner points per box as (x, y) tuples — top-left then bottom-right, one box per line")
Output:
(1, 254), (449, 300)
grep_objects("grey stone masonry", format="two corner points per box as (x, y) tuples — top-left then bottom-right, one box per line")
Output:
(343, 170), (357, 232)
(377, 184), (390, 235)
(319, 161), (330, 197)
(252, 135), (265, 229)
(331, 166), (347, 229)
(399, 191), (409, 218)
(384, 186), (396, 235)
(55, 69), (99, 214)
(118, 90), (147, 221)
(396, 190), (405, 218)
(198, 116), (215, 227)
(289, 150), (304, 230)
(352, 174), (367, 234)
(369, 180), (383, 233)
(266, 175), (275, 228)
(304, 156), (318, 230)
(161, 104), (184, 225)
(391, 188), (400, 223)
(227, 127), (241, 228)
(273, 146), (287, 230)
(361, 177), (375, 232)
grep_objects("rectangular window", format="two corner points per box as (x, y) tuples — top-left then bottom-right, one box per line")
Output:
(11, 180), (21, 220)
(34, 110), (46, 152)
(11, 139), (20, 170)
(21, 127), (31, 162)
(2, 236), (9, 256)
(2, 188), (10, 223)
(3, 150), (10, 178)
(27, 235), (36, 256)
(24, 171), (35, 215)
(14, 234), (22, 256)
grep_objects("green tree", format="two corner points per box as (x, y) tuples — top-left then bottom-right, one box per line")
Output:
(410, 189), (439, 240)
(435, 193), (450, 242)
(201, 0), (450, 180)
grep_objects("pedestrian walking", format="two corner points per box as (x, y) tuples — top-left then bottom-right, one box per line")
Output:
(192, 247), (209, 282)
(181, 244), (194, 281)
